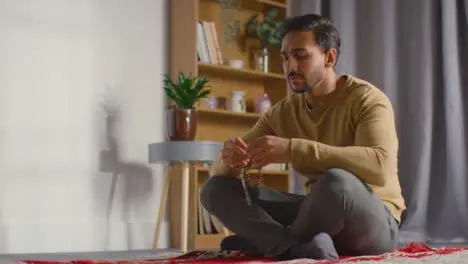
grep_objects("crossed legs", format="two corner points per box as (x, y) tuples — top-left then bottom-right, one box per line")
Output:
(200, 168), (400, 259)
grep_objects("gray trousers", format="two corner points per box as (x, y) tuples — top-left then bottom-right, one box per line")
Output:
(200, 168), (400, 257)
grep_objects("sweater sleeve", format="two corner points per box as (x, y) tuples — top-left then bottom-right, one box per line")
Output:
(289, 96), (398, 186)
(210, 114), (275, 177)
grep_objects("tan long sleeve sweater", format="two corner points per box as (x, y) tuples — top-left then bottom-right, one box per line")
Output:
(210, 75), (406, 223)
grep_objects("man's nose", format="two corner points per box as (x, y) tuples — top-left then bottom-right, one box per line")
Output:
(285, 58), (298, 73)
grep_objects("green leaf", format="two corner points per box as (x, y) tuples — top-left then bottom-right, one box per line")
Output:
(245, 8), (283, 48)
(164, 87), (179, 102)
(256, 25), (265, 39)
(178, 72), (185, 84)
(197, 89), (212, 99)
(267, 8), (278, 18)
(193, 76), (208, 92)
(163, 71), (211, 109)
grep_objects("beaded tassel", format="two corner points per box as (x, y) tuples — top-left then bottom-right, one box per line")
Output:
(240, 166), (252, 206)
(239, 164), (264, 206)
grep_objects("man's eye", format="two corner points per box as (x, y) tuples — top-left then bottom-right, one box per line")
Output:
(296, 54), (309, 59)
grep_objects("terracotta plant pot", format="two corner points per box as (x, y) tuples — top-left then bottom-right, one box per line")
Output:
(166, 108), (198, 141)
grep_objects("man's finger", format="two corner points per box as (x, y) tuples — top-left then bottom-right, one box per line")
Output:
(231, 150), (248, 163)
(247, 138), (267, 157)
(228, 152), (249, 167)
(222, 149), (248, 167)
(223, 146), (248, 159)
(223, 141), (235, 152)
(233, 136), (248, 149)
(231, 158), (249, 168)
(233, 146), (249, 157)
(251, 151), (267, 164)
(251, 159), (267, 169)
(251, 150), (268, 168)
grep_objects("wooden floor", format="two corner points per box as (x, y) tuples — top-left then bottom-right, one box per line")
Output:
(0, 249), (182, 261)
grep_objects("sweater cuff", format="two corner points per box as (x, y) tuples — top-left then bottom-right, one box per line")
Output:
(290, 138), (306, 165)
(290, 138), (319, 165)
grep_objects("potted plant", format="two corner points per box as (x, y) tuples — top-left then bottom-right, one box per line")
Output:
(164, 72), (211, 141)
(245, 8), (282, 72)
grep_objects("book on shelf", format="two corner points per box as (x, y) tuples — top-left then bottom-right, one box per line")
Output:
(197, 21), (223, 65)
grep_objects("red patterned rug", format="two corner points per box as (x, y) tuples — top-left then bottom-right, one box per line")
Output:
(19, 243), (468, 264)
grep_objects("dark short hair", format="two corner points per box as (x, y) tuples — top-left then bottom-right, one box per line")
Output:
(278, 14), (341, 63)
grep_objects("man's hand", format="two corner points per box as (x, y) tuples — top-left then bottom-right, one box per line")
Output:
(247, 135), (291, 168)
(221, 137), (250, 168)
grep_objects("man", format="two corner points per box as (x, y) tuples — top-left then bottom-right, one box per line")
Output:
(200, 13), (405, 261)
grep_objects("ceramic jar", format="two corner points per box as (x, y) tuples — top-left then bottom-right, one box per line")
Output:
(230, 91), (246, 113)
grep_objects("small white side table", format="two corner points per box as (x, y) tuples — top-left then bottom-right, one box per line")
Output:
(148, 141), (223, 252)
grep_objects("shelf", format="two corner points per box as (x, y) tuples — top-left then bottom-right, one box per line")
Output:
(198, 108), (261, 120)
(256, 0), (287, 8)
(195, 234), (225, 249)
(169, 0), (290, 251)
(198, 62), (286, 81)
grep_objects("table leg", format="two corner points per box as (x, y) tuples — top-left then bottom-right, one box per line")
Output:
(180, 162), (190, 252)
(153, 165), (170, 250)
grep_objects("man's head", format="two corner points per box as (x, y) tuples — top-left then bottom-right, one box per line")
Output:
(278, 14), (341, 94)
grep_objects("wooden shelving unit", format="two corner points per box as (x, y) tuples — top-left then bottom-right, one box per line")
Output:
(197, 62), (286, 81)
(168, 0), (290, 250)
(199, 108), (261, 120)
(256, 0), (287, 8)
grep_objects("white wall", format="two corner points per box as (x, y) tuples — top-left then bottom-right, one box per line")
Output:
(0, 0), (168, 253)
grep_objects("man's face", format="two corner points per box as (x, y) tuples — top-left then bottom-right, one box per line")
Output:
(280, 31), (327, 94)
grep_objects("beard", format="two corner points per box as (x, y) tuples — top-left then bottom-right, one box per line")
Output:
(288, 65), (326, 94)
(288, 78), (313, 94)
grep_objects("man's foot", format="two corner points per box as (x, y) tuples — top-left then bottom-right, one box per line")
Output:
(289, 233), (339, 260)
(220, 235), (258, 253)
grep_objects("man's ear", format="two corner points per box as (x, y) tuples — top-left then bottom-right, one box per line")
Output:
(325, 48), (337, 67)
